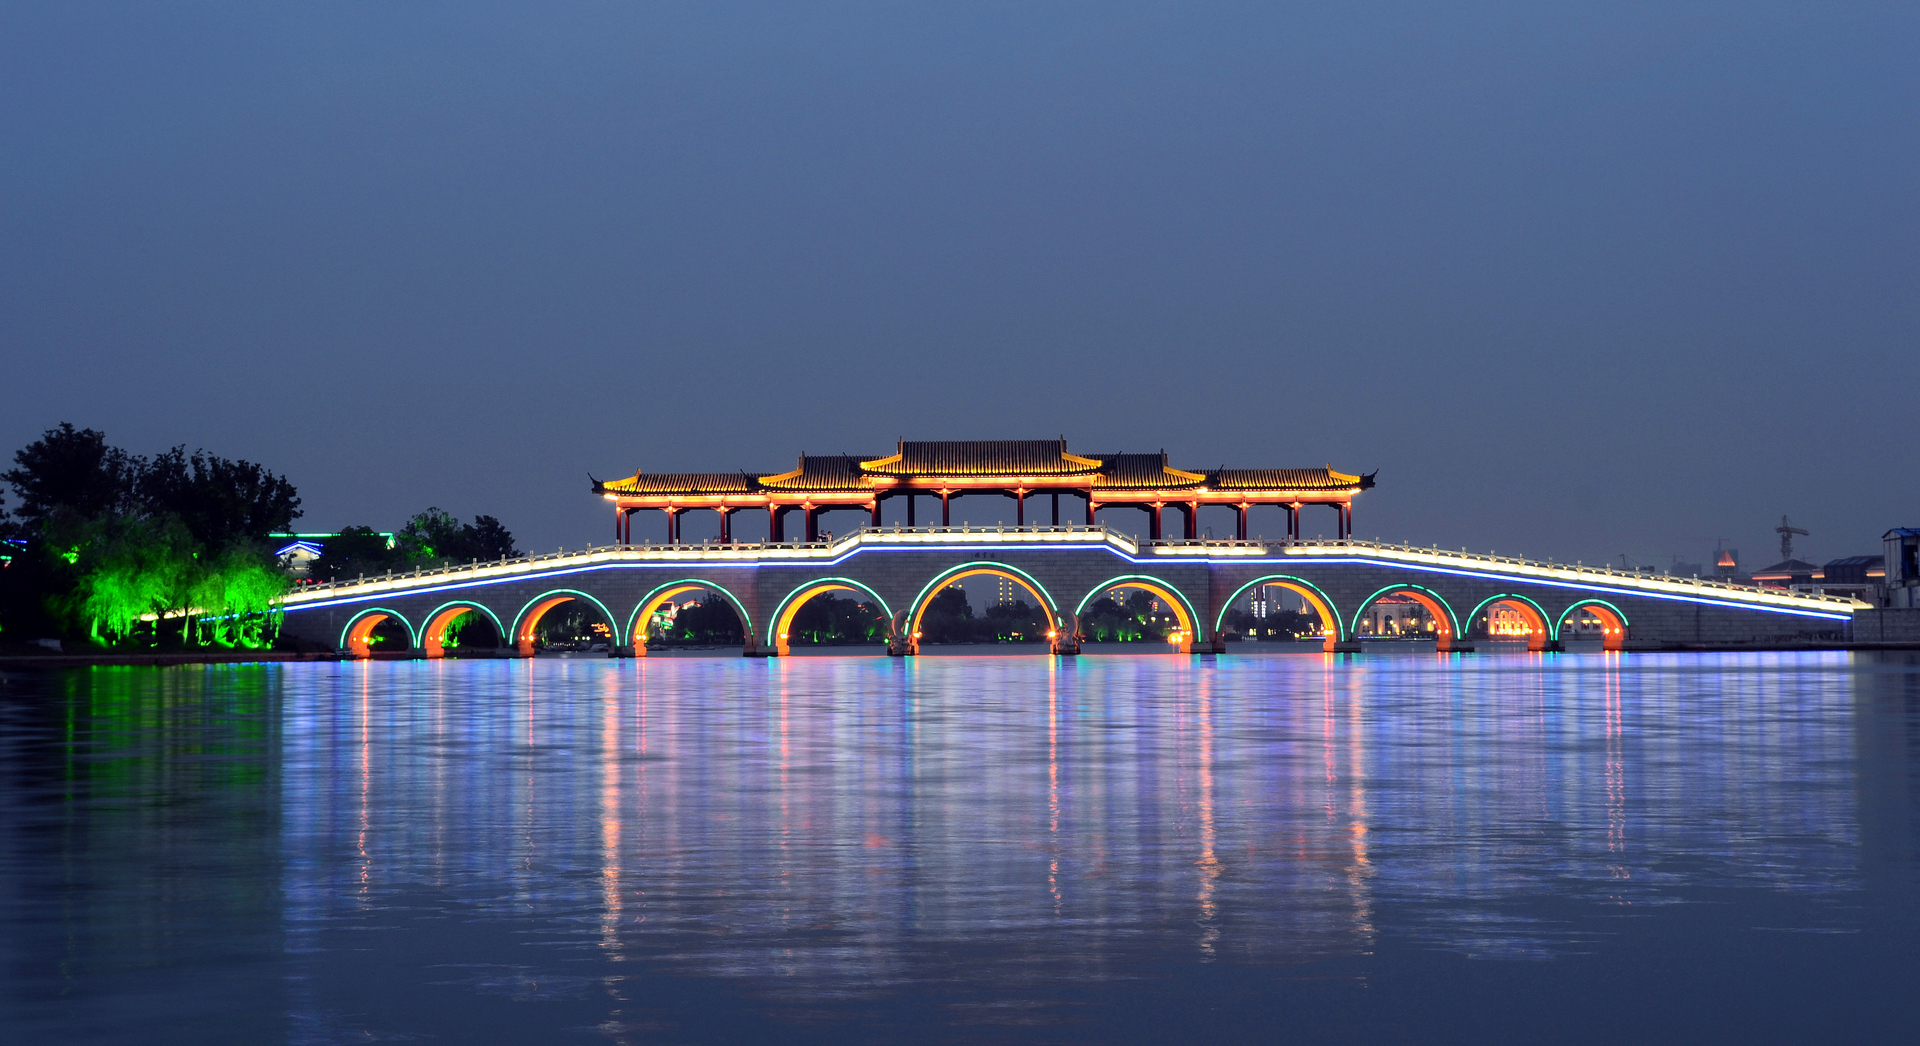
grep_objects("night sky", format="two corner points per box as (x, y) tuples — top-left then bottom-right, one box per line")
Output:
(4, 3), (1914, 569)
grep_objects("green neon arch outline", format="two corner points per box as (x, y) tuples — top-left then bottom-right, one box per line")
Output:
(907, 561), (1062, 630)
(1213, 575), (1345, 641)
(1074, 574), (1201, 636)
(626, 579), (756, 646)
(1552, 597), (1631, 641)
(1349, 583), (1460, 638)
(422, 600), (506, 647)
(339, 606), (418, 650)
(512, 589), (623, 646)
(1465, 593), (1554, 639)
(769, 577), (896, 643)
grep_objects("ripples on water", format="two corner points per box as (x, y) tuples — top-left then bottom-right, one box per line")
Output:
(4, 651), (1919, 1044)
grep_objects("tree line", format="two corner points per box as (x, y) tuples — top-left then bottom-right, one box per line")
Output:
(0, 423), (520, 651)
(303, 509), (520, 583)
(0, 424), (301, 647)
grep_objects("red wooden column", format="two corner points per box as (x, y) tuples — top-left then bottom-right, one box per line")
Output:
(1183, 502), (1198, 539)
(906, 493), (916, 526)
(1051, 493), (1060, 526)
(1015, 491), (1026, 526)
(718, 507), (733, 543)
(1235, 504), (1248, 540)
(804, 505), (819, 542)
(1085, 491), (1097, 525)
(768, 505), (782, 542)
(869, 500), (881, 527)
(941, 492), (951, 526)
(1149, 504), (1163, 540)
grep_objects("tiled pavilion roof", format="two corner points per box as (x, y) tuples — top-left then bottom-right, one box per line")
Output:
(862, 439), (1102, 476)
(593, 440), (1371, 499)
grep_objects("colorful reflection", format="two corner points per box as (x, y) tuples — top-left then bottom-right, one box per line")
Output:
(272, 651), (1861, 989)
(4, 652), (1893, 1043)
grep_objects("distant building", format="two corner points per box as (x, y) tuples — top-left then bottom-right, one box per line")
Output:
(274, 539), (326, 576)
(1886, 529), (1920, 608)
(1713, 548), (1741, 579)
(269, 532), (396, 578)
(1358, 595), (1431, 636)
(1483, 604), (1537, 639)
(1816, 556), (1884, 602)
(1751, 559), (1820, 592)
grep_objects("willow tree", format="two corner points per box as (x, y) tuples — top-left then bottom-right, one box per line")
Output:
(62, 512), (288, 648)
(185, 546), (289, 648)
(69, 513), (193, 645)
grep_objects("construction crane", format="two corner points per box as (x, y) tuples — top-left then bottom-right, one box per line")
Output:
(1775, 515), (1808, 561)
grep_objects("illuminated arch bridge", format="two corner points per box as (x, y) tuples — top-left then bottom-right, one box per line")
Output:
(278, 525), (1861, 657)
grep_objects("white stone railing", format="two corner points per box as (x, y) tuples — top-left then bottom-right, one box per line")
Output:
(279, 526), (1863, 613)
(1271, 538), (1866, 610)
(280, 523), (1129, 604)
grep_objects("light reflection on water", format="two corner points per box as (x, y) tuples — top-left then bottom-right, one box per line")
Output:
(4, 651), (1917, 1044)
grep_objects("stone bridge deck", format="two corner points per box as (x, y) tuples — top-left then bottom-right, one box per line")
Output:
(276, 525), (1862, 656)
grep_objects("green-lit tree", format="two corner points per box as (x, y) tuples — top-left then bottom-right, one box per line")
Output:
(1, 424), (298, 648)
(394, 508), (521, 566)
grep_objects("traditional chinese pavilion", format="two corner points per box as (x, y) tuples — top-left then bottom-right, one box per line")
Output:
(594, 439), (1374, 544)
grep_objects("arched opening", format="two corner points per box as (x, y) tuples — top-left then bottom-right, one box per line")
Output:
(904, 565), (1062, 655)
(1217, 582), (1328, 646)
(1558, 600), (1629, 651)
(341, 608), (414, 658)
(771, 578), (894, 656)
(1214, 576), (1344, 652)
(1468, 595), (1552, 651)
(513, 591), (619, 657)
(1350, 585), (1462, 651)
(421, 602), (505, 658)
(627, 581), (751, 655)
(1075, 575), (1200, 653)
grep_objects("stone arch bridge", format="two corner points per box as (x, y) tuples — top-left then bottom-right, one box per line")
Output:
(276, 525), (1859, 657)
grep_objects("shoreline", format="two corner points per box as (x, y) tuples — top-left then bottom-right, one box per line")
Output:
(4, 641), (1919, 669)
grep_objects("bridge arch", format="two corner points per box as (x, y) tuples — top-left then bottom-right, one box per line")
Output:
(1075, 575), (1200, 653)
(1216, 575), (1344, 652)
(905, 562), (1063, 655)
(1351, 583), (1463, 651)
(340, 607), (416, 658)
(1467, 593), (1554, 651)
(626, 579), (755, 656)
(511, 590), (621, 657)
(1556, 598), (1630, 651)
(770, 578), (894, 656)
(421, 601), (506, 658)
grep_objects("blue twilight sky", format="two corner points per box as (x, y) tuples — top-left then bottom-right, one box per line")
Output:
(2, 2), (1915, 568)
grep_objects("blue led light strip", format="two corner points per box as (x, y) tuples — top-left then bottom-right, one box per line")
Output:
(282, 541), (1852, 622)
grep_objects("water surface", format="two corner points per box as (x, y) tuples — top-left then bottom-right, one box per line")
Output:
(5, 651), (1919, 1043)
